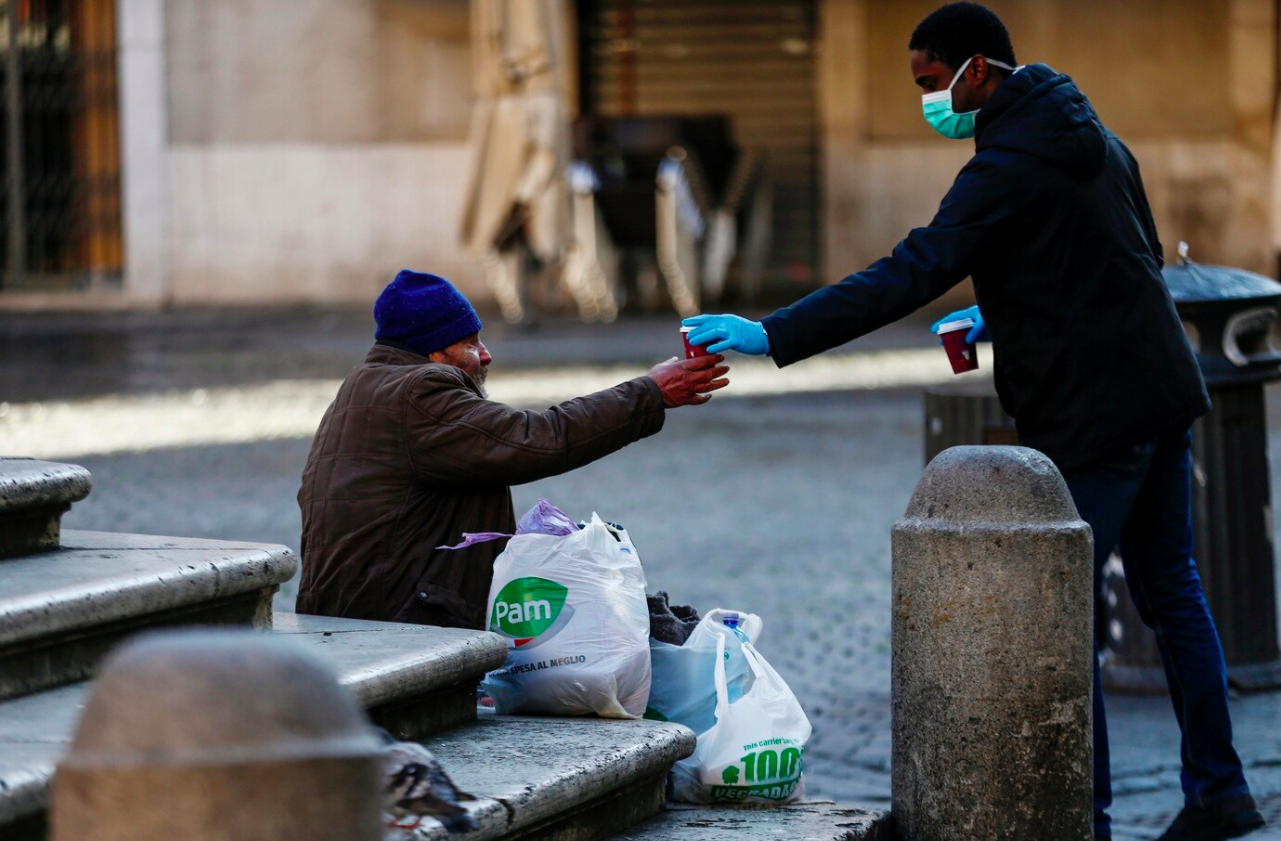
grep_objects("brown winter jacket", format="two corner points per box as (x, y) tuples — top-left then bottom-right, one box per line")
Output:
(296, 345), (667, 630)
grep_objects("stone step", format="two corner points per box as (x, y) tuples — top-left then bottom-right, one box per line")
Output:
(395, 715), (697, 841)
(274, 613), (509, 738)
(0, 529), (296, 701)
(0, 615), (509, 838)
(0, 458), (92, 558)
(604, 802), (891, 841)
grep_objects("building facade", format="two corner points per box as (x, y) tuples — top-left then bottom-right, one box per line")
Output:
(0, 0), (1274, 311)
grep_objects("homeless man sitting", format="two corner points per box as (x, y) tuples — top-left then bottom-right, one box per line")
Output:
(295, 269), (728, 630)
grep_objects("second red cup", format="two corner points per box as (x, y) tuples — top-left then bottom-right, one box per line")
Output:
(681, 326), (712, 360)
(937, 318), (979, 375)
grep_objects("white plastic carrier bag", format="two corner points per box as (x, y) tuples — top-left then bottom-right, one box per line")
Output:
(480, 508), (651, 719)
(669, 631), (812, 805)
(645, 609), (763, 734)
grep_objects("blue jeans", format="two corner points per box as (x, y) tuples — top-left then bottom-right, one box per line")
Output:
(1062, 428), (1249, 838)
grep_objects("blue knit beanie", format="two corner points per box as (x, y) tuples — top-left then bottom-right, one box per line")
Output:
(373, 270), (483, 356)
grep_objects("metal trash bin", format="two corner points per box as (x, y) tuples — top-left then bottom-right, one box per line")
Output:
(923, 380), (1018, 465)
(1102, 244), (1281, 692)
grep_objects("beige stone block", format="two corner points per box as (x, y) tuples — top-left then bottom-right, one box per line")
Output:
(892, 446), (1093, 841)
(50, 631), (383, 841)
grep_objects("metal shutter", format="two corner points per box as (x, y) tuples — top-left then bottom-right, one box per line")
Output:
(582, 0), (819, 296)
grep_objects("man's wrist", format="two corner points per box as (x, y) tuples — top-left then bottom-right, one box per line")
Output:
(641, 375), (672, 408)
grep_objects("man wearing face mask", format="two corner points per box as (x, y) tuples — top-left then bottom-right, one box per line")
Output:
(684, 3), (1262, 840)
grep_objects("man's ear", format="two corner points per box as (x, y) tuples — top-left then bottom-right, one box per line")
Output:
(970, 55), (989, 86)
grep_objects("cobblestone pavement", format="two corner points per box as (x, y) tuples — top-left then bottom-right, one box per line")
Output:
(9, 310), (1281, 838)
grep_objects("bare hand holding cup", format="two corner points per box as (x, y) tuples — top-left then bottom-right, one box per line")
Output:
(647, 355), (730, 407)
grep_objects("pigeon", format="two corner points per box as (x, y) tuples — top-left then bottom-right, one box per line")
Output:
(374, 727), (478, 834)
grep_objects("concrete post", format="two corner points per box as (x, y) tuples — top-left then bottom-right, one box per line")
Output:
(51, 630), (383, 841)
(891, 446), (1094, 841)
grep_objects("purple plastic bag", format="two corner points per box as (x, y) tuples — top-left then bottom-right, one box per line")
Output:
(438, 498), (578, 549)
(516, 498), (579, 536)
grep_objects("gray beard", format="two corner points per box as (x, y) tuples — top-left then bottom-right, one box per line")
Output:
(471, 368), (489, 398)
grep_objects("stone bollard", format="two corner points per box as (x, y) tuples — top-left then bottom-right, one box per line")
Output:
(891, 446), (1093, 841)
(51, 630), (384, 841)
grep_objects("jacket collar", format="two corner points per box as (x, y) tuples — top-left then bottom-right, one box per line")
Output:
(365, 343), (432, 366)
(974, 63), (1056, 139)
(364, 343), (484, 397)
(973, 62), (1106, 179)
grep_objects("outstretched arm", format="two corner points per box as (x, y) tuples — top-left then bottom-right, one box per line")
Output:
(406, 357), (727, 488)
(762, 159), (1017, 366)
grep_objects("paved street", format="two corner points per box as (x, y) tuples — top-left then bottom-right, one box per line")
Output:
(3, 309), (1280, 838)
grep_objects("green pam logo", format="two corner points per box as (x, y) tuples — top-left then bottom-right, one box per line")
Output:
(491, 577), (568, 639)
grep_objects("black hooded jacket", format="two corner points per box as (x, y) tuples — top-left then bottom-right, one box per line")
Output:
(761, 64), (1209, 472)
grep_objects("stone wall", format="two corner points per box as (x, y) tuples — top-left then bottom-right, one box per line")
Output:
(164, 0), (484, 305)
(168, 143), (477, 305)
(166, 0), (472, 144)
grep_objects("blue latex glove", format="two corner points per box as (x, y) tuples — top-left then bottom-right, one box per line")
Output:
(682, 314), (771, 356)
(930, 305), (990, 345)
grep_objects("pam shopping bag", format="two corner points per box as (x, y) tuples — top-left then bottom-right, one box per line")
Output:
(669, 633), (812, 805)
(480, 508), (651, 719)
(645, 609), (763, 734)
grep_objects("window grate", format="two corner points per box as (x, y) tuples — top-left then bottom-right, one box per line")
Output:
(0, 0), (121, 292)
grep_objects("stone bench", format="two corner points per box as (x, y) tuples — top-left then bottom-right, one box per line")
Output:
(0, 614), (508, 839)
(0, 458), (92, 559)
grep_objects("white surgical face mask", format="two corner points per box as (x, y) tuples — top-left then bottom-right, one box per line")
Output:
(921, 55), (1016, 140)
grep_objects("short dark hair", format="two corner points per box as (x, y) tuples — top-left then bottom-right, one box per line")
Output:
(909, 2), (1016, 72)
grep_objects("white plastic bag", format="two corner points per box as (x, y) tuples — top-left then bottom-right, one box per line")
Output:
(685, 608), (763, 653)
(480, 513), (651, 719)
(645, 609), (763, 734)
(669, 632), (812, 804)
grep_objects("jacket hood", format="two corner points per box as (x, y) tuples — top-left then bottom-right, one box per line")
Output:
(974, 63), (1106, 179)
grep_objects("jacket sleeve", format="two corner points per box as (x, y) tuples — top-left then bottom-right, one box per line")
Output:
(762, 157), (1019, 367)
(405, 370), (667, 488)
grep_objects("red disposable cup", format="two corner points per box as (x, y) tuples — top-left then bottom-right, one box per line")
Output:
(938, 318), (979, 375)
(681, 326), (712, 360)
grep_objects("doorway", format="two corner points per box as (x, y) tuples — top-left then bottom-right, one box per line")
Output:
(578, 0), (820, 300)
(0, 0), (122, 292)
